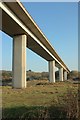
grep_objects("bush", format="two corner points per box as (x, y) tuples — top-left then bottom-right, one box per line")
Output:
(51, 87), (79, 119)
(63, 88), (79, 119)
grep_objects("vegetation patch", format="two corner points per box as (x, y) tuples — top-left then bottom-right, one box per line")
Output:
(1, 70), (80, 119)
(2, 80), (79, 119)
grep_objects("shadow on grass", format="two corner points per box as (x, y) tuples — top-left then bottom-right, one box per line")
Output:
(2, 79), (12, 86)
(2, 105), (77, 120)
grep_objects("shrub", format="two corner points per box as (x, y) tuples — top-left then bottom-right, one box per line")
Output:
(54, 87), (79, 119)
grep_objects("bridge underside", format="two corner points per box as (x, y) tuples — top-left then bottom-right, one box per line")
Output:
(1, 2), (70, 88)
(2, 9), (61, 66)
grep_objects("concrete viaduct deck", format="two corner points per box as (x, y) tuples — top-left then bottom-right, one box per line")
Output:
(0, 1), (70, 88)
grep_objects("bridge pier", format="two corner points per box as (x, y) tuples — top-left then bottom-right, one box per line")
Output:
(12, 34), (27, 88)
(59, 68), (63, 81)
(64, 71), (67, 80)
(49, 61), (55, 83)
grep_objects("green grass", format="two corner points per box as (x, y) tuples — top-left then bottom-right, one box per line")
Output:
(2, 80), (79, 119)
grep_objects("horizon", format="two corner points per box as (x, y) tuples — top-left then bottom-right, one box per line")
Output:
(1, 69), (80, 73)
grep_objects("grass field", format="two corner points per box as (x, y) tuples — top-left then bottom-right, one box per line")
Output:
(2, 80), (79, 119)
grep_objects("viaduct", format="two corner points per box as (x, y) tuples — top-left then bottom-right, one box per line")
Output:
(0, 1), (70, 88)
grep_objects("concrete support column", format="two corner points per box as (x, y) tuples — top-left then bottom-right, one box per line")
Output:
(64, 71), (67, 80)
(59, 68), (63, 81)
(48, 61), (55, 83)
(12, 35), (27, 88)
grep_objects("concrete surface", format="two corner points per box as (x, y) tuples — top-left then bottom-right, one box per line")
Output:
(12, 35), (26, 88)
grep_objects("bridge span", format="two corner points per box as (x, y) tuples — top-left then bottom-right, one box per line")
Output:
(0, 1), (70, 88)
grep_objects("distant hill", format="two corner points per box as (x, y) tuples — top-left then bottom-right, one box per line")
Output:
(1, 70), (49, 81)
(27, 71), (49, 80)
(68, 70), (80, 80)
(1, 70), (12, 80)
(1, 70), (80, 81)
